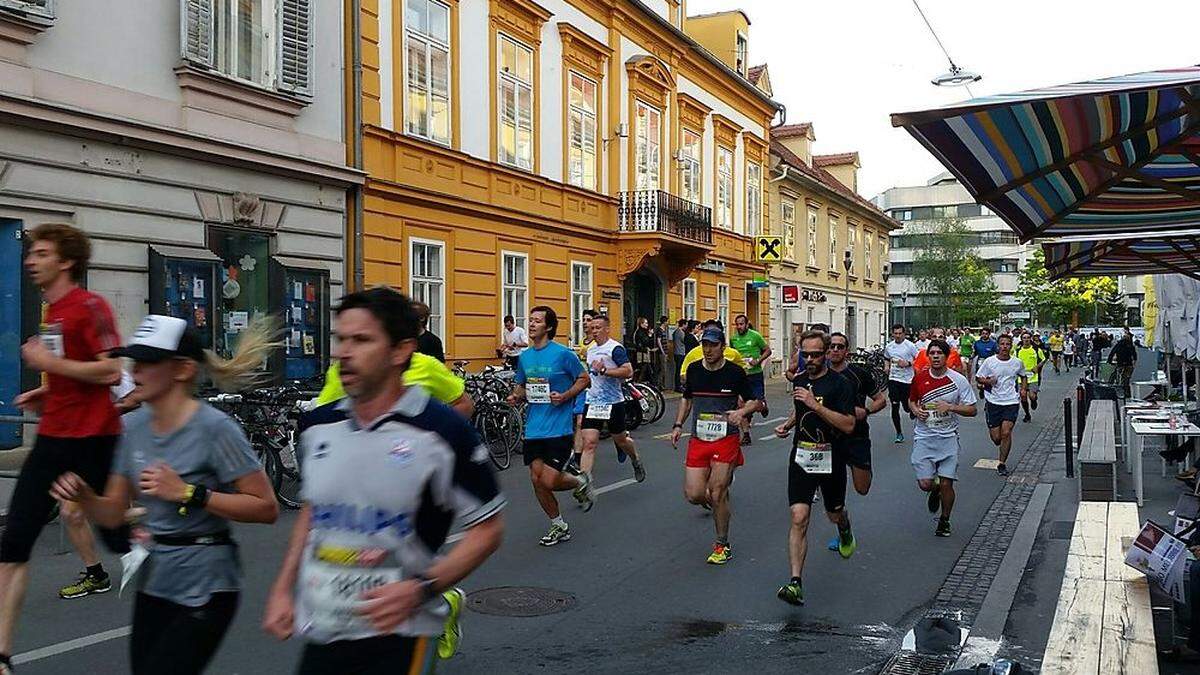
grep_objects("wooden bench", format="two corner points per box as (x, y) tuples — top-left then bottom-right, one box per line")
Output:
(1042, 501), (1158, 674)
(1079, 400), (1118, 501)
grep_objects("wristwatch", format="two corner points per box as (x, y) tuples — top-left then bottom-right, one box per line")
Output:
(413, 574), (439, 602)
(672, 423), (683, 429)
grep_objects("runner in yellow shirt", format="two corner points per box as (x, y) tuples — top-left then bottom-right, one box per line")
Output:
(680, 320), (744, 377)
(1047, 330), (1065, 375)
(314, 353), (473, 418)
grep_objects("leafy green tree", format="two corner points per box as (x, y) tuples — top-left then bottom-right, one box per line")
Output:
(1016, 248), (1118, 326)
(909, 218), (1002, 326)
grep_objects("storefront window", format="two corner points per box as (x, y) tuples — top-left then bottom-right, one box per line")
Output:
(208, 227), (271, 358)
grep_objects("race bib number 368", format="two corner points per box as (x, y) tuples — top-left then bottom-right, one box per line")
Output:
(794, 441), (832, 474)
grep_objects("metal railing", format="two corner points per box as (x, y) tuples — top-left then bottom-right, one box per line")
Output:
(618, 190), (712, 244)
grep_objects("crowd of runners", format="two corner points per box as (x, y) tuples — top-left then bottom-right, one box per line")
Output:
(0, 220), (1145, 673)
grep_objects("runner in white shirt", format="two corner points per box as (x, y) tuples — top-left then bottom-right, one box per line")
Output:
(974, 333), (1028, 477)
(578, 315), (645, 490)
(884, 324), (919, 444)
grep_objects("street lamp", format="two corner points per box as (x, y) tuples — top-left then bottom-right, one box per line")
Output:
(881, 263), (891, 346)
(901, 289), (909, 332)
(843, 249), (853, 347)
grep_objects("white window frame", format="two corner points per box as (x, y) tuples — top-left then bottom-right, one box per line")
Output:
(501, 251), (528, 330)
(181, 0), (312, 96)
(567, 71), (598, 191)
(570, 261), (593, 345)
(716, 283), (730, 330)
(682, 278), (697, 320)
(717, 146), (734, 229)
(0, 0), (53, 20)
(828, 216), (839, 273)
(865, 230), (873, 279)
(745, 162), (762, 237)
(409, 237), (446, 338)
(735, 31), (748, 77)
(807, 205), (819, 268)
(497, 33), (534, 170)
(634, 100), (662, 191)
(680, 128), (702, 204)
(782, 200), (796, 261)
(847, 224), (857, 276)
(403, 0), (452, 146)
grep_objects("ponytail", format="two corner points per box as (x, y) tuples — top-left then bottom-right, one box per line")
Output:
(202, 316), (282, 392)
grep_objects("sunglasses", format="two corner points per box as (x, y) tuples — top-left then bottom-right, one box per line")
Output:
(800, 351), (827, 359)
(829, 344), (847, 351)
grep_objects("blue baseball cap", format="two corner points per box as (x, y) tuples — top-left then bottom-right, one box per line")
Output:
(701, 327), (725, 344)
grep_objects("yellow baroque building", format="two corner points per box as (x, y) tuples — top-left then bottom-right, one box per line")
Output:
(348, 1), (781, 360)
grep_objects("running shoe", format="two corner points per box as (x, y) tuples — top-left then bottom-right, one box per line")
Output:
(761, 402), (769, 418)
(837, 529), (857, 559)
(1022, 413), (1032, 423)
(572, 472), (595, 512)
(616, 445), (627, 463)
(927, 478), (941, 513)
(632, 456), (646, 483)
(436, 588), (466, 659)
(59, 571), (111, 599)
(997, 463), (1010, 477)
(1031, 398), (1038, 411)
(894, 433), (904, 443)
(935, 518), (952, 537)
(827, 535), (840, 551)
(706, 543), (732, 565)
(539, 523), (571, 546)
(777, 581), (804, 606)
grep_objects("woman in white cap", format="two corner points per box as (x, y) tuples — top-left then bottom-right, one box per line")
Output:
(51, 314), (280, 674)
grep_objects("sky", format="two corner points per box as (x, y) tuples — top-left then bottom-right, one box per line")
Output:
(684, 0), (1200, 199)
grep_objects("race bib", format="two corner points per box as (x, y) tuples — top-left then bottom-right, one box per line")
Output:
(527, 378), (551, 404)
(925, 402), (952, 427)
(300, 546), (402, 637)
(794, 441), (832, 474)
(586, 404), (612, 420)
(40, 323), (64, 358)
(695, 413), (728, 442)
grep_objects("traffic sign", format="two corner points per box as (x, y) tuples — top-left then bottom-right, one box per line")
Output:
(755, 236), (783, 262)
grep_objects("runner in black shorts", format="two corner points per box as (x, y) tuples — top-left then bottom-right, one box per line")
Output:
(884, 325), (919, 443)
(773, 330), (858, 607)
(509, 306), (593, 547)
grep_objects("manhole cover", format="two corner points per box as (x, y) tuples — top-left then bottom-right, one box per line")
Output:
(1048, 520), (1074, 540)
(467, 586), (577, 617)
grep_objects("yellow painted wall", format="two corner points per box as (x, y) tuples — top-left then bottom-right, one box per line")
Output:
(683, 11), (750, 72)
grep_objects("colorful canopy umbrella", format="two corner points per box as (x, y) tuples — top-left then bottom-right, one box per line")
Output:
(1042, 229), (1200, 281)
(892, 66), (1200, 242)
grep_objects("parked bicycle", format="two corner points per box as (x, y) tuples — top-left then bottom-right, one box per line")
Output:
(452, 360), (524, 471)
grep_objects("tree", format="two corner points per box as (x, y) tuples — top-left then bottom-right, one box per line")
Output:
(1015, 248), (1118, 327)
(909, 218), (1002, 326)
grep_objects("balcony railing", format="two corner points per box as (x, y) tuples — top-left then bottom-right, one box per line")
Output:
(618, 190), (712, 245)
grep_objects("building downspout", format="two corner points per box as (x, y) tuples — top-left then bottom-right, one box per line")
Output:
(350, 0), (365, 291)
(770, 164), (792, 184)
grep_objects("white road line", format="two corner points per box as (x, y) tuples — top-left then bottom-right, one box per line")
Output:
(755, 416), (788, 426)
(594, 478), (638, 495)
(13, 626), (131, 665)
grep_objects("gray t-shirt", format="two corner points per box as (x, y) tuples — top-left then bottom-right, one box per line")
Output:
(114, 403), (261, 607)
(672, 327), (687, 356)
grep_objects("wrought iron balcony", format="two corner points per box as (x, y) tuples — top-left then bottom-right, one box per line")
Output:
(618, 190), (712, 245)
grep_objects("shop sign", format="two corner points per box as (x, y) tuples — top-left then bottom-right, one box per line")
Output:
(801, 288), (827, 303)
(782, 284), (800, 306)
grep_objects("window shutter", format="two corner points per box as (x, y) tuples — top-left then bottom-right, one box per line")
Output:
(180, 0), (214, 68)
(278, 0), (312, 96)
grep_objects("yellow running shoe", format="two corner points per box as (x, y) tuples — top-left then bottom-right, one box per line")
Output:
(706, 543), (732, 565)
(436, 587), (466, 659)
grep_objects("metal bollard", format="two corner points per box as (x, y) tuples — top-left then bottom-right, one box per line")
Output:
(1076, 384), (1086, 446)
(1064, 397), (1074, 478)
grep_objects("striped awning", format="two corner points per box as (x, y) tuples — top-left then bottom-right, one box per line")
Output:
(892, 66), (1200, 242)
(1042, 229), (1200, 281)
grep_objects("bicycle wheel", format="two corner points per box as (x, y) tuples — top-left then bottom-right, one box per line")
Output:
(267, 439), (304, 510)
(477, 407), (511, 470)
(500, 405), (524, 456)
(632, 383), (662, 425)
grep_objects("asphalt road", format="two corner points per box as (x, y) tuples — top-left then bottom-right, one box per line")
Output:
(6, 368), (1078, 674)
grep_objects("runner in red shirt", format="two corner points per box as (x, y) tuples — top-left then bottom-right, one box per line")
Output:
(0, 224), (123, 673)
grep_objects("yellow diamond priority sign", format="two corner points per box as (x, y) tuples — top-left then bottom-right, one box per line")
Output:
(755, 236), (783, 263)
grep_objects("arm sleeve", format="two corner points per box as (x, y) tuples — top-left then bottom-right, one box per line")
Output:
(422, 358), (466, 404)
(209, 413), (263, 484)
(82, 296), (121, 359)
(958, 377), (978, 406)
(681, 363), (695, 399)
(909, 377), (922, 404)
(112, 431), (133, 480)
(611, 345), (630, 367)
(432, 335), (446, 364)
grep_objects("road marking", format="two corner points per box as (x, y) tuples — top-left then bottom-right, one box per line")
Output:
(973, 458), (1001, 470)
(13, 626), (131, 665)
(594, 478), (638, 495)
(653, 431), (689, 440)
(756, 416), (788, 426)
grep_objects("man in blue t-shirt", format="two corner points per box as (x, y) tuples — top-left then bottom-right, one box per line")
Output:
(971, 326), (999, 385)
(510, 306), (593, 547)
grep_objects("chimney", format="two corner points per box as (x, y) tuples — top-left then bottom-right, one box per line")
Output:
(773, 123), (814, 166)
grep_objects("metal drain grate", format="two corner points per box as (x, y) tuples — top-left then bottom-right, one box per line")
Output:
(878, 650), (956, 675)
(466, 586), (577, 617)
(1048, 520), (1074, 540)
